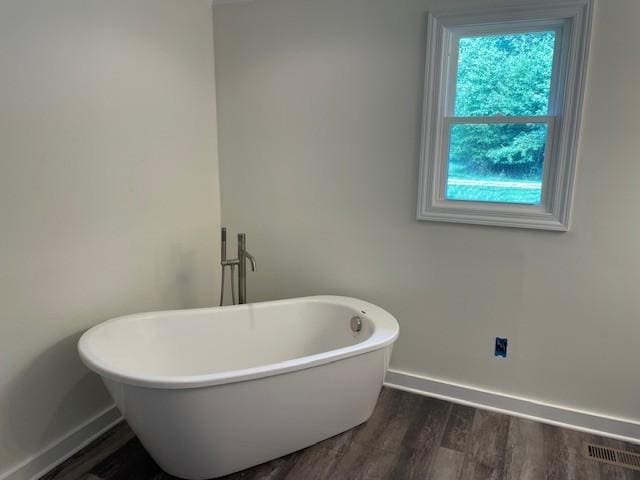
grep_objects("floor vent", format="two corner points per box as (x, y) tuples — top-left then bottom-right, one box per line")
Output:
(586, 444), (640, 471)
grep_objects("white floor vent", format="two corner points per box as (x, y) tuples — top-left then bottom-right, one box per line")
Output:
(587, 444), (640, 471)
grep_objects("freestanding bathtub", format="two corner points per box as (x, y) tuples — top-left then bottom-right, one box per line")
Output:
(78, 296), (399, 479)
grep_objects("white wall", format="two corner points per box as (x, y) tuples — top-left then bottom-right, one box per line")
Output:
(0, 0), (220, 475)
(214, 0), (640, 423)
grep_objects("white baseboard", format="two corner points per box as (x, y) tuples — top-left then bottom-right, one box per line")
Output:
(384, 369), (640, 445)
(0, 405), (122, 480)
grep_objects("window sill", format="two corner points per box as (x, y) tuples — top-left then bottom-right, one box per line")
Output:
(417, 201), (569, 231)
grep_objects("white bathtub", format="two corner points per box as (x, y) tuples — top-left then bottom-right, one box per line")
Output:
(78, 295), (399, 479)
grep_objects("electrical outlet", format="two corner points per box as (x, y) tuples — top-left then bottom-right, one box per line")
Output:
(495, 337), (508, 358)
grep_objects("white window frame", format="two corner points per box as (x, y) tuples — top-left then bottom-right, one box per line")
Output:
(416, 1), (593, 231)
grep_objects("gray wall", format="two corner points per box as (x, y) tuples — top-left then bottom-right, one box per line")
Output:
(0, 0), (220, 474)
(214, 0), (640, 422)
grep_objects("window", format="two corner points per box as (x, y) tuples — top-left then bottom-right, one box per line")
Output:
(417, 1), (593, 230)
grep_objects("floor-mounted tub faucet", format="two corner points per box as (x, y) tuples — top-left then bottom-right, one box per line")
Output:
(237, 233), (256, 304)
(219, 228), (256, 305)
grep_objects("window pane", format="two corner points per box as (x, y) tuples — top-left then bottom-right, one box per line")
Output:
(454, 31), (556, 116)
(446, 123), (547, 204)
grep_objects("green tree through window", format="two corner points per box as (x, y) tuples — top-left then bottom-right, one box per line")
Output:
(446, 31), (556, 204)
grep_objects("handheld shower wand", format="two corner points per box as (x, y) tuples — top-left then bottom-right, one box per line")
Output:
(219, 227), (227, 306)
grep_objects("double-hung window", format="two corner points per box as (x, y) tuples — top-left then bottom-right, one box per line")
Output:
(417, 1), (593, 230)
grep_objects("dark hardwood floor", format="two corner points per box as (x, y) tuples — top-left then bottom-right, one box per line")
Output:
(40, 388), (640, 480)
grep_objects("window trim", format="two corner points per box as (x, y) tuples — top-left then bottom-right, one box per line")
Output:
(416, 1), (593, 231)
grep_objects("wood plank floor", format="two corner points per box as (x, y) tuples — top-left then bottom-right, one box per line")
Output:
(40, 388), (640, 480)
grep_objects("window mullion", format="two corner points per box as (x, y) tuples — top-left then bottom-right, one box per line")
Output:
(444, 115), (556, 125)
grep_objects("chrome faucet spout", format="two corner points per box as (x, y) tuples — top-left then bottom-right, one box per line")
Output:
(244, 251), (256, 272)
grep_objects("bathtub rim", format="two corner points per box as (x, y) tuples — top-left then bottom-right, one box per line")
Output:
(78, 295), (399, 390)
